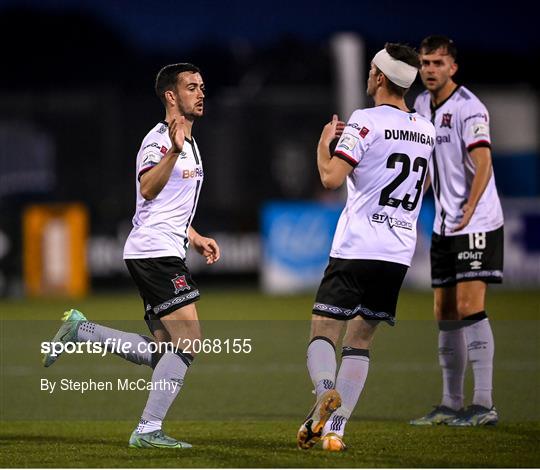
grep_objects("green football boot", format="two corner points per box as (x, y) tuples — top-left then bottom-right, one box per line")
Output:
(129, 430), (192, 449)
(409, 405), (461, 425)
(448, 405), (498, 426)
(42, 309), (87, 367)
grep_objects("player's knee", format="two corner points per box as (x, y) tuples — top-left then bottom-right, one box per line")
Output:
(343, 322), (377, 348)
(152, 346), (194, 367)
(434, 300), (458, 321)
(435, 309), (458, 321)
(456, 298), (479, 317)
(165, 331), (200, 359)
(343, 336), (373, 349)
(310, 317), (341, 345)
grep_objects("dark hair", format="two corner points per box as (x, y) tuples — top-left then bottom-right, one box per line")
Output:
(379, 42), (420, 97)
(419, 35), (457, 60)
(155, 63), (201, 105)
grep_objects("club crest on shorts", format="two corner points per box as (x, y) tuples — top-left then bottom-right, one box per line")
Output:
(171, 275), (190, 294)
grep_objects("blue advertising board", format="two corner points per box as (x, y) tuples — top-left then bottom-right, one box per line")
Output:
(261, 201), (342, 293)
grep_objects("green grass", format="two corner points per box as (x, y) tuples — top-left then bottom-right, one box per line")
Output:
(1, 289), (539, 467)
(2, 421), (539, 468)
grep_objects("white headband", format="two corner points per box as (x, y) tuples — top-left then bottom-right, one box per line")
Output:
(372, 49), (418, 88)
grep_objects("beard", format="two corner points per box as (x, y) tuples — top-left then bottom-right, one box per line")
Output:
(366, 81), (375, 98)
(177, 104), (203, 122)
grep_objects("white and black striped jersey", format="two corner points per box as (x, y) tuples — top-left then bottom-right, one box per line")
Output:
(124, 121), (203, 260)
(414, 86), (504, 236)
(330, 104), (435, 266)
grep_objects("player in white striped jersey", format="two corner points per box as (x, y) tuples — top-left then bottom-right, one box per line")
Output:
(123, 118), (205, 261)
(410, 36), (501, 427)
(43, 63), (220, 448)
(297, 43), (435, 452)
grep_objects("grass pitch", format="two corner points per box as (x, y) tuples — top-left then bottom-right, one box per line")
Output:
(1, 289), (539, 467)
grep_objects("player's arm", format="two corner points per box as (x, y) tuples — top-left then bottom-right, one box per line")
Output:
(452, 146), (493, 232)
(140, 117), (185, 200)
(317, 114), (351, 189)
(188, 226), (220, 265)
(423, 172), (431, 195)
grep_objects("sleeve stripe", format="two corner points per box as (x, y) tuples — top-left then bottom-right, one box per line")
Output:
(334, 150), (359, 167)
(467, 140), (491, 152)
(137, 165), (156, 181)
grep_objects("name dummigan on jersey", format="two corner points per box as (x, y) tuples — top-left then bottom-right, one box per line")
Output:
(384, 128), (434, 146)
(40, 378), (181, 395)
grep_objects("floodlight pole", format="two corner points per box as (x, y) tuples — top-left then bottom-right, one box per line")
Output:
(330, 33), (365, 201)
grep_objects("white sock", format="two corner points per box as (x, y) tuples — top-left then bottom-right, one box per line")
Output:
(307, 337), (336, 397)
(140, 350), (192, 424)
(323, 348), (370, 437)
(438, 326), (466, 410)
(464, 315), (494, 408)
(136, 418), (161, 434)
(77, 322), (156, 367)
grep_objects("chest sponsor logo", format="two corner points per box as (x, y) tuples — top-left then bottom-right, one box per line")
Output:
(371, 213), (412, 230)
(182, 168), (204, 179)
(171, 275), (191, 294)
(440, 113), (452, 128)
(436, 135), (451, 144)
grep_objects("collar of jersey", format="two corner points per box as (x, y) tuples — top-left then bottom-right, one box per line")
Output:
(159, 120), (194, 144)
(430, 84), (461, 113)
(378, 103), (414, 113)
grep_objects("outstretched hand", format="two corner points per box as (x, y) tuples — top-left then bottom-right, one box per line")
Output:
(320, 114), (346, 147)
(169, 116), (186, 154)
(191, 234), (221, 265)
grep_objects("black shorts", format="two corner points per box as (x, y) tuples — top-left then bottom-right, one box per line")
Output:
(431, 226), (504, 287)
(125, 256), (200, 327)
(312, 257), (408, 326)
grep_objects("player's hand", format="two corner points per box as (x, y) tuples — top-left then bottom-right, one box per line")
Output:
(169, 116), (185, 154)
(192, 234), (221, 265)
(452, 201), (474, 232)
(320, 114), (346, 147)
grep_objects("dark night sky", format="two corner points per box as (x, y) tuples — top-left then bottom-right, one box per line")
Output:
(1, 0), (538, 93)
(4, 0), (538, 54)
